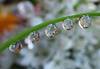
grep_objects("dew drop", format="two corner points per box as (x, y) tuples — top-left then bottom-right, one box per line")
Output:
(30, 31), (40, 43)
(78, 15), (91, 29)
(45, 24), (58, 39)
(62, 19), (73, 30)
(9, 42), (24, 53)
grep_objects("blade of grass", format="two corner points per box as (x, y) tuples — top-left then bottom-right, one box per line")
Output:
(0, 12), (100, 53)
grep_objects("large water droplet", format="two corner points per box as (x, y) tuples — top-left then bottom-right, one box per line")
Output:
(30, 31), (40, 43)
(45, 24), (58, 39)
(62, 19), (73, 30)
(78, 15), (91, 29)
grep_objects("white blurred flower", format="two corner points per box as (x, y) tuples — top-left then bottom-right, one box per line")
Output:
(77, 3), (96, 12)
(17, 1), (35, 18)
(29, 17), (43, 27)
(92, 50), (100, 69)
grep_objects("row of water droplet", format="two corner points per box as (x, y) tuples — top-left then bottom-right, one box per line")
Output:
(9, 15), (92, 53)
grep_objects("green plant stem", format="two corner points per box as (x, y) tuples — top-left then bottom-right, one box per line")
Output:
(0, 12), (100, 53)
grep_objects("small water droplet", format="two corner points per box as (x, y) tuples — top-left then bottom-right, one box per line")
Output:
(9, 41), (25, 53)
(45, 24), (58, 39)
(30, 31), (40, 43)
(62, 19), (73, 30)
(78, 15), (91, 29)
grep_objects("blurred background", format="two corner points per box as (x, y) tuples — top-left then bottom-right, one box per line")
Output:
(0, 0), (100, 69)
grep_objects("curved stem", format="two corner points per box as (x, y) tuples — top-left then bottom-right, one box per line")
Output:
(0, 12), (100, 53)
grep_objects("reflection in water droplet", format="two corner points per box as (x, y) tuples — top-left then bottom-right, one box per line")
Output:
(30, 31), (40, 43)
(62, 19), (73, 30)
(45, 24), (58, 39)
(78, 15), (91, 29)
(9, 41), (25, 53)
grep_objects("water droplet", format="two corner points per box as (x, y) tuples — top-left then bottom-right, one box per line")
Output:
(45, 24), (58, 39)
(62, 19), (73, 30)
(9, 41), (25, 53)
(30, 31), (40, 43)
(78, 15), (91, 29)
